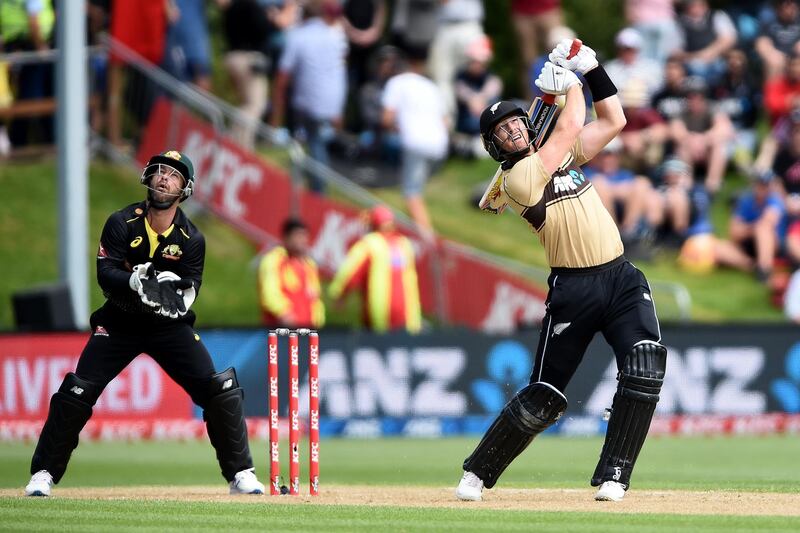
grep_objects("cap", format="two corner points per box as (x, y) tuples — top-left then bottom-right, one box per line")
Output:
(662, 158), (692, 177)
(682, 75), (708, 97)
(465, 35), (493, 63)
(615, 28), (643, 50)
(370, 205), (394, 228)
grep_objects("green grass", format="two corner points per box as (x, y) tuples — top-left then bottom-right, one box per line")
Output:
(2, 499), (797, 533)
(1, 437), (799, 532)
(1, 436), (799, 491)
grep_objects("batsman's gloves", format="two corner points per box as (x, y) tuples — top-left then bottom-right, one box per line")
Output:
(549, 38), (598, 75)
(154, 272), (194, 319)
(129, 263), (161, 308)
(534, 62), (583, 97)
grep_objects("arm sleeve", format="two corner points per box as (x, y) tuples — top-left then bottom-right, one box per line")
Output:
(328, 238), (371, 300)
(96, 213), (134, 292)
(258, 249), (291, 316)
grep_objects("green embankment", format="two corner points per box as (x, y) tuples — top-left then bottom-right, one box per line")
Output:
(0, 158), (783, 330)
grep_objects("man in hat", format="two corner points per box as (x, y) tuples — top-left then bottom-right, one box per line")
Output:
(329, 204), (421, 333)
(24, 151), (265, 497)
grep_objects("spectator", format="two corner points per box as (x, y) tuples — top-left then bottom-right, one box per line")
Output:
(583, 137), (658, 252)
(729, 170), (789, 282)
(605, 27), (664, 105)
(107, 0), (171, 147)
(388, 0), (439, 53)
(271, 0), (349, 193)
(756, 0), (800, 80)
(452, 35), (502, 159)
(162, 0), (212, 91)
(764, 52), (800, 126)
(668, 76), (734, 193)
(329, 205), (422, 333)
(343, 0), (387, 91)
(427, 0), (484, 117)
(257, 218), (325, 329)
(771, 115), (800, 219)
(618, 78), (669, 175)
(218, 0), (271, 149)
(381, 46), (449, 237)
(673, 0), (737, 84)
(510, 0), (563, 99)
(1, 0), (55, 147)
(652, 55), (689, 121)
(710, 48), (760, 172)
(625, 0), (681, 64)
(356, 45), (403, 161)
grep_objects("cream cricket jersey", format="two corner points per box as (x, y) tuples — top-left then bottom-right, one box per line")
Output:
(499, 140), (623, 268)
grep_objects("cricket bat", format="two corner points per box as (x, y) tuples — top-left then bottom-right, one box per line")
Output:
(478, 39), (582, 214)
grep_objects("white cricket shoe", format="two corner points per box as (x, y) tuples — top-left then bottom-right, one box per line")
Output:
(455, 471), (484, 501)
(594, 480), (626, 501)
(229, 468), (265, 495)
(25, 470), (53, 497)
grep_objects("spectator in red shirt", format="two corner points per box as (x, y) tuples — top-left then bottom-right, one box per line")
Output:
(764, 53), (800, 126)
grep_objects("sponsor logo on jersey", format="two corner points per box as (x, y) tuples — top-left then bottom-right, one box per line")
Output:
(94, 325), (109, 337)
(162, 244), (182, 260)
(130, 236), (143, 248)
(97, 243), (108, 259)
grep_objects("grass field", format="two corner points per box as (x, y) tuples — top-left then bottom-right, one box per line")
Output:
(1, 436), (799, 531)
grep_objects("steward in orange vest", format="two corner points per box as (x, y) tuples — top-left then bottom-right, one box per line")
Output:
(258, 219), (325, 328)
(329, 205), (421, 333)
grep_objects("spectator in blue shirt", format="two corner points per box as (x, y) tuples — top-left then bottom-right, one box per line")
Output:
(730, 170), (788, 282)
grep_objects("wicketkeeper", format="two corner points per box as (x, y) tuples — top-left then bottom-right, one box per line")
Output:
(456, 38), (666, 502)
(24, 151), (265, 496)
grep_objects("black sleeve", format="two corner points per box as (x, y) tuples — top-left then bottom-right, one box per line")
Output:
(96, 213), (133, 292)
(181, 231), (205, 296)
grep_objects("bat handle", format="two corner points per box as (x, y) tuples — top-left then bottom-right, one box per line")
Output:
(567, 39), (583, 60)
(541, 39), (583, 105)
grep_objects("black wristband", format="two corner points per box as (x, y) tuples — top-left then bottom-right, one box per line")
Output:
(584, 65), (617, 102)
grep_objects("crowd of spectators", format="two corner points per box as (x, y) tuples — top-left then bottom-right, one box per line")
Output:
(7, 0), (800, 319)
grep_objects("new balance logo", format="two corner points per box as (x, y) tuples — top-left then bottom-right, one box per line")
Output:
(222, 379), (233, 390)
(552, 322), (571, 336)
(70, 386), (84, 396)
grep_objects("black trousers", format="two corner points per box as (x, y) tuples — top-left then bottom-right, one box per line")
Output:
(530, 256), (661, 392)
(76, 307), (216, 407)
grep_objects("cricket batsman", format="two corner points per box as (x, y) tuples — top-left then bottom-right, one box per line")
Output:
(456, 38), (666, 502)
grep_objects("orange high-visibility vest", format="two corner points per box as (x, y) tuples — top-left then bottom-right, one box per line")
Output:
(329, 231), (421, 333)
(258, 246), (325, 328)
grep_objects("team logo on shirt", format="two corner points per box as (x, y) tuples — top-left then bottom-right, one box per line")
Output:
(162, 244), (182, 260)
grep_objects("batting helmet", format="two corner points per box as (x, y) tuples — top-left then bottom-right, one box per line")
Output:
(479, 101), (534, 163)
(140, 150), (195, 203)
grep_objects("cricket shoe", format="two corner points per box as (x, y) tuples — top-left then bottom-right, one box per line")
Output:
(229, 468), (265, 495)
(594, 480), (626, 501)
(455, 471), (484, 501)
(25, 470), (53, 497)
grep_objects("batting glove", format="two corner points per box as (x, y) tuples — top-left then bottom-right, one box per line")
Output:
(535, 62), (583, 96)
(156, 278), (193, 319)
(549, 38), (598, 75)
(129, 263), (161, 308)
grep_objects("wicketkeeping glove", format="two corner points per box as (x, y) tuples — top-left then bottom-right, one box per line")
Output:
(534, 62), (583, 96)
(129, 263), (161, 308)
(155, 278), (194, 319)
(549, 38), (598, 75)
